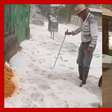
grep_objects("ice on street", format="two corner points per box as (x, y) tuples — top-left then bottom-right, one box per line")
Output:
(5, 22), (102, 107)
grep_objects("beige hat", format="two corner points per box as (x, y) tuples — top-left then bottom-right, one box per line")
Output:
(74, 5), (87, 14)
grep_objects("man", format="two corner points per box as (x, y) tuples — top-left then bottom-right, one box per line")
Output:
(65, 5), (98, 87)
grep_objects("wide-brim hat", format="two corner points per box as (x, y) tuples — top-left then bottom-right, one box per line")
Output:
(74, 5), (87, 15)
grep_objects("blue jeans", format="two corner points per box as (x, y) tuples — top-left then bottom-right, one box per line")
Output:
(77, 41), (95, 83)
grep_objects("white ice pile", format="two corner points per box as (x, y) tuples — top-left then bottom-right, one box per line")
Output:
(5, 22), (102, 108)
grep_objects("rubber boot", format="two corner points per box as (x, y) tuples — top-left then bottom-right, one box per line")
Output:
(98, 76), (102, 87)
(78, 65), (83, 80)
(80, 67), (89, 87)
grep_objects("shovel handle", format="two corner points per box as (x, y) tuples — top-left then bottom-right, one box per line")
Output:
(53, 34), (67, 68)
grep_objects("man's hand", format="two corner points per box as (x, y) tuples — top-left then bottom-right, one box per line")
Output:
(85, 47), (93, 56)
(65, 30), (72, 35)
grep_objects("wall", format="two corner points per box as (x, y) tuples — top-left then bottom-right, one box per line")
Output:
(5, 5), (30, 61)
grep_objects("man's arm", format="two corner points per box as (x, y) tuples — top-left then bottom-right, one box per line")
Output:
(72, 27), (81, 35)
(89, 16), (98, 48)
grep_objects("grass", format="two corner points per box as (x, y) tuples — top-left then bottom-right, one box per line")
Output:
(108, 50), (112, 56)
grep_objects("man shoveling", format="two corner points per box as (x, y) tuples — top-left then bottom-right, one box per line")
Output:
(65, 5), (98, 87)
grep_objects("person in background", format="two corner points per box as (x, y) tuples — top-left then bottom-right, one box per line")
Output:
(48, 10), (58, 39)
